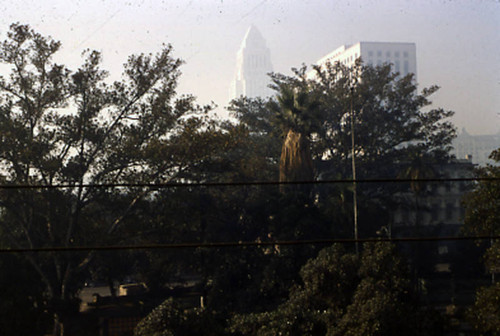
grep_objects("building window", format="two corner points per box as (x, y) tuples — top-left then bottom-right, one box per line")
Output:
(377, 50), (382, 57)
(386, 51), (391, 57)
(404, 51), (409, 58)
(395, 51), (400, 57)
(404, 60), (409, 74)
(438, 245), (449, 255)
(395, 60), (400, 73)
(368, 51), (373, 57)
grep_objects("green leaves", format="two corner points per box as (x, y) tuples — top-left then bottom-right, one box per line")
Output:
(463, 149), (500, 334)
(230, 242), (422, 336)
(463, 149), (500, 238)
(269, 81), (322, 136)
(273, 61), (455, 176)
(134, 298), (224, 336)
(0, 23), (217, 333)
(467, 283), (500, 335)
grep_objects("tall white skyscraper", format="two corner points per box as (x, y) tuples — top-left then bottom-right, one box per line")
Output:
(231, 25), (273, 99)
(309, 42), (417, 81)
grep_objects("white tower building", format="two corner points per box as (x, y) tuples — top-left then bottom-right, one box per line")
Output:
(231, 25), (273, 99)
(309, 42), (417, 81)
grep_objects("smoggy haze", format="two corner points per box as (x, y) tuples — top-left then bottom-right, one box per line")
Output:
(0, 0), (498, 134)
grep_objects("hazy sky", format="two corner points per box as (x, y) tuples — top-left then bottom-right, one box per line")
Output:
(0, 0), (498, 134)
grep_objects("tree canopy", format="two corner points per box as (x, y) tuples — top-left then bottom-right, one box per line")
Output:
(252, 61), (456, 179)
(0, 23), (469, 336)
(463, 149), (500, 334)
(0, 23), (218, 335)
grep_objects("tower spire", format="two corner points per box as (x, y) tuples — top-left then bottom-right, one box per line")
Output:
(231, 25), (273, 99)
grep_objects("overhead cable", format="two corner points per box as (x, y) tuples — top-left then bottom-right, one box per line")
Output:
(0, 177), (497, 190)
(1, 235), (498, 254)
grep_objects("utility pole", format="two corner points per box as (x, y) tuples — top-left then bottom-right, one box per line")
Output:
(350, 83), (359, 255)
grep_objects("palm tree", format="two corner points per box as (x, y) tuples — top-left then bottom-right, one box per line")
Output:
(397, 148), (437, 297)
(269, 83), (321, 191)
(398, 149), (436, 228)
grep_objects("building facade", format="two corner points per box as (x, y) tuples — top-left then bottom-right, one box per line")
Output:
(392, 158), (475, 231)
(309, 41), (417, 80)
(391, 158), (475, 277)
(231, 25), (273, 99)
(451, 128), (500, 166)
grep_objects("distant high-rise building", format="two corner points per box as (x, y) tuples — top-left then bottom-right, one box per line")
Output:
(451, 128), (500, 166)
(309, 42), (417, 81)
(231, 25), (273, 99)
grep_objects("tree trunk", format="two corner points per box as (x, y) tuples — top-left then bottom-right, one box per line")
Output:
(414, 193), (422, 299)
(279, 129), (314, 192)
(53, 314), (64, 336)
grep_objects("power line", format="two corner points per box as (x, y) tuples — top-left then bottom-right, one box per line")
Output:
(1, 235), (498, 254)
(0, 177), (497, 190)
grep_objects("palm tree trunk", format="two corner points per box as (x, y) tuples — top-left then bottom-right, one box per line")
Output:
(279, 129), (314, 192)
(414, 192), (422, 299)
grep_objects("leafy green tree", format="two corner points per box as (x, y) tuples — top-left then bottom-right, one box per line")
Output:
(141, 173), (331, 319)
(464, 149), (500, 334)
(304, 61), (455, 176)
(133, 59), (458, 334)
(230, 61), (456, 237)
(134, 298), (224, 336)
(0, 23), (216, 335)
(463, 149), (500, 241)
(230, 242), (442, 336)
(218, 62), (457, 329)
(468, 282), (500, 335)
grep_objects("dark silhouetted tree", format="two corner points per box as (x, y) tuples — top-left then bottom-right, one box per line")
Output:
(464, 149), (500, 334)
(0, 23), (216, 335)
